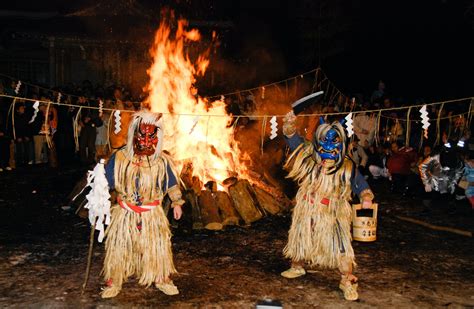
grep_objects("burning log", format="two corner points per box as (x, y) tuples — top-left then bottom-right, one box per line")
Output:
(191, 176), (203, 195)
(180, 161), (194, 189)
(180, 161), (203, 195)
(204, 181), (218, 192)
(228, 179), (263, 225)
(198, 190), (223, 230)
(215, 191), (240, 226)
(253, 186), (281, 215)
(184, 190), (204, 230)
(223, 176), (238, 188)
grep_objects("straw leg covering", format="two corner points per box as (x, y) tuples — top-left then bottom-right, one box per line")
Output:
(283, 196), (355, 269)
(102, 205), (177, 288)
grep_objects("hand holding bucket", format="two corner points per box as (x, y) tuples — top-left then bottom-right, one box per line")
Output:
(352, 203), (378, 242)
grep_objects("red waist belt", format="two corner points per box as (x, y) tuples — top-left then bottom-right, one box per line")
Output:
(304, 194), (330, 206)
(117, 196), (161, 214)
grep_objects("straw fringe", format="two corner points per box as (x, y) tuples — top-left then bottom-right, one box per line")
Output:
(102, 204), (176, 287)
(114, 150), (170, 203)
(102, 149), (180, 288)
(284, 147), (355, 269)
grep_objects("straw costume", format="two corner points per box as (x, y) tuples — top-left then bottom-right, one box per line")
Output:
(101, 110), (184, 298)
(281, 111), (374, 301)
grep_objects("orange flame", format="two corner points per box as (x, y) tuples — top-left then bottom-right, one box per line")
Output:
(145, 18), (245, 188)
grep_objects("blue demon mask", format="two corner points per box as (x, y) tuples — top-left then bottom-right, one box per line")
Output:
(318, 128), (343, 160)
(314, 117), (346, 163)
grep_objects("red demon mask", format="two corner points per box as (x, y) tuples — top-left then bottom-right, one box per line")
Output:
(133, 123), (160, 156)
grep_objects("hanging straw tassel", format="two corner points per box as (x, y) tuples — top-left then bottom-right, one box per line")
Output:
(74, 107), (83, 152)
(44, 102), (54, 149)
(232, 115), (241, 131)
(374, 111), (382, 147)
(418, 124), (424, 153)
(434, 103), (444, 146)
(405, 107), (412, 147)
(106, 110), (114, 153)
(10, 98), (17, 141)
(261, 116), (267, 156)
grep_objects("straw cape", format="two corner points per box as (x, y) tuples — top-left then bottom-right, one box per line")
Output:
(100, 110), (183, 298)
(283, 141), (355, 269)
(102, 150), (177, 293)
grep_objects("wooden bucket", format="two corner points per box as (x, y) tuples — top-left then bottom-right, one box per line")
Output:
(352, 203), (378, 242)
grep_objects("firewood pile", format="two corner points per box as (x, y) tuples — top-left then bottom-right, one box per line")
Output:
(179, 162), (291, 231)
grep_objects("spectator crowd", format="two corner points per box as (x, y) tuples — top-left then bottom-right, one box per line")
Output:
(0, 79), (141, 171)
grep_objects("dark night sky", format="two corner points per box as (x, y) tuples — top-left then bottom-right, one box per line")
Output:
(0, 0), (473, 100)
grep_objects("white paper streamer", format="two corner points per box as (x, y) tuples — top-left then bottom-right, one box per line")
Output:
(114, 110), (121, 134)
(83, 159), (111, 243)
(269, 116), (278, 140)
(28, 101), (40, 124)
(345, 112), (354, 137)
(56, 92), (62, 103)
(419, 105), (430, 139)
(98, 99), (104, 116)
(14, 81), (21, 94)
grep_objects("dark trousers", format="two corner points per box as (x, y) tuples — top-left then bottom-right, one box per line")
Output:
(15, 138), (34, 165)
(79, 126), (96, 165)
(0, 137), (10, 168)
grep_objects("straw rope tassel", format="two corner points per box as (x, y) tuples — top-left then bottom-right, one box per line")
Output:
(418, 126), (424, 153)
(435, 103), (444, 146)
(74, 107), (82, 152)
(45, 102), (53, 149)
(261, 116), (267, 156)
(375, 111), (381, 146)
(405, 106), (412, 147)
(10, 98), (17, 141)
(106, 110), (114, 152)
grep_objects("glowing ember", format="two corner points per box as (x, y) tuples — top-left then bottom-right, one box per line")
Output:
(145, 17), (245, 188)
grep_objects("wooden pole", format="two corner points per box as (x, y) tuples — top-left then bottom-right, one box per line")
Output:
(81, 219), (96, 295)
(395, 215), (472, 237)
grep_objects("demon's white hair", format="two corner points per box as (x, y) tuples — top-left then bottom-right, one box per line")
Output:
(126, 110), (164, 160)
